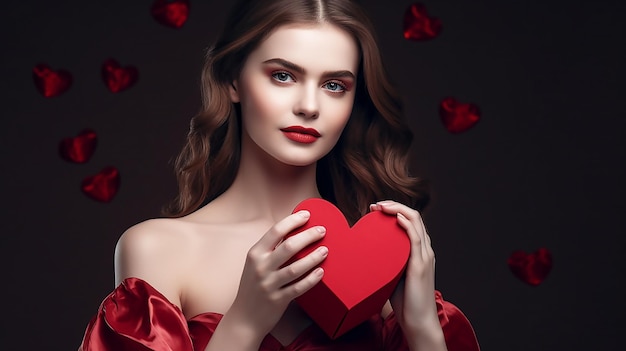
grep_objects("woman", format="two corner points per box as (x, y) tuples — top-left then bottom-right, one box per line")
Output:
(79, 0), (479, 350)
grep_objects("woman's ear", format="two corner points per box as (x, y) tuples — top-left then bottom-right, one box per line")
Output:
(229, 81), (240, 103)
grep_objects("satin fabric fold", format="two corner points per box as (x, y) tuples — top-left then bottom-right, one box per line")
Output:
(79, 277), (479, 351)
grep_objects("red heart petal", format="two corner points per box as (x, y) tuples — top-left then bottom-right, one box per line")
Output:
(403, 3), (442, 41)
(151, 0), (189, 29)
(507, 248), (553, 286)
(286, 198), (410, 339)
(102, 59), (139, 93)
(439, 97), (481, 134)
(81, 166), (120, 203)
(59, 129), (98, 164)
(32, 64), (73, 98)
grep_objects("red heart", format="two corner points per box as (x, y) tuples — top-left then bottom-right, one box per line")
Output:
(102, 59), (139, 93)
(151, 0), (189, 29)
(81, 166), (120, 203)
(32, 64), (72, 98)
(287, 198), (410, 339)
(59, 129), (97, 164)
(508, 248), (553, 286)
(439, 97), (481, 134)
(403, 3), (442, 41)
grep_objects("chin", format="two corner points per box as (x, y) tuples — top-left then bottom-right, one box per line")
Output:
(272, 151), (327, 167)
(279, 157), (321, 167)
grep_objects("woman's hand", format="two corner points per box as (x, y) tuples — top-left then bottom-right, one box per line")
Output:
(370, 201), (447, 350)
(222, 210), (328, 343)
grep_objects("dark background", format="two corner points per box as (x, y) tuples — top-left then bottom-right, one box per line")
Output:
(1, 0), (624, 350)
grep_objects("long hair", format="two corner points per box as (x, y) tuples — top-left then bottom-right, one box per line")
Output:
(164, 0), (429, 224)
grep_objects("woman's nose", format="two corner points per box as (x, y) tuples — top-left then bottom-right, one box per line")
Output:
(293, 83), (319, 119)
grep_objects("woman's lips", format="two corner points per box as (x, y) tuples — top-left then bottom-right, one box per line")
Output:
(280, 126), (321, 144)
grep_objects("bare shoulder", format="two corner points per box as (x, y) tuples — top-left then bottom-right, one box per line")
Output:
(115, 218), (187, 262)
(114, 218), (196, 306)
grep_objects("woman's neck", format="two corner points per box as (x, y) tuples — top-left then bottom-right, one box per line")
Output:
(212, 139), (322, 224)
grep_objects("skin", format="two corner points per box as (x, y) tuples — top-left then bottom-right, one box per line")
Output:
(231, 23), (357, 168)
(114, 23), (446, 351)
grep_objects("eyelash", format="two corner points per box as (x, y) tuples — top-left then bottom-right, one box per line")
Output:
(272, 71), (294, 83)
(323, 81), (347, 93)
(271, 71), (348, 94)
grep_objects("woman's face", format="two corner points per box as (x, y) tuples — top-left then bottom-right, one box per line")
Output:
(230, 23), (359, 167)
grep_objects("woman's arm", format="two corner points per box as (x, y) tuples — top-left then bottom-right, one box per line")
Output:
(371, 201), (448, 351)
(204, 210), (328, 351)
(112, 213), (327, 351)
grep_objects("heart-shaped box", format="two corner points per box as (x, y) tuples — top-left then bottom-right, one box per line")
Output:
(287, 198), (410, 339)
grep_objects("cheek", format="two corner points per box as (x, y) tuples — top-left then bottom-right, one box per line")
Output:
(326, 97), (355, 131)
(244, 84), (290, 122)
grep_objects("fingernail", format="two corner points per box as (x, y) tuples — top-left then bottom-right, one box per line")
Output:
(299, 210), (310, 218)
(314, 267), (324, 276)
(318, 246), (328, 256)
(317, 226), (326, 234)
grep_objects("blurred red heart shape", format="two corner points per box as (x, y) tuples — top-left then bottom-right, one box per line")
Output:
(32, 64), (72, 98)
(59, 129), (97, 164)
(102, 59), (139, 93)
(507, 248), (553, 286)
(439, 97), (481, 134)
(82, 167), (120, 203)
(151, 0), (189, 28)
(403, 3), (442, 41)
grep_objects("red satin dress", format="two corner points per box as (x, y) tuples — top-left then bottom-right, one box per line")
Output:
(79, 278), (479, 351)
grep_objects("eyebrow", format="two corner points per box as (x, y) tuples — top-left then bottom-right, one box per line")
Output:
(262, 58), (356, 80)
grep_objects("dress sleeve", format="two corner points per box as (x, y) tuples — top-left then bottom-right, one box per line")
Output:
(382, 291), (480, 351)
(78, 278), (195, 351)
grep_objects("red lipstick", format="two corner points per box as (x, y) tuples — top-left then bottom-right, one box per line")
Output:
(280, 126), (321, 144)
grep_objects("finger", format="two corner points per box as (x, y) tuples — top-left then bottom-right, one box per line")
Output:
(372, 201), (422, 244)
(269, 245), (328, 289)
(379, 202), (436, 272)
(269, 225), (326, 269)
(415, 218), (434, 259)
(254, 210), (311, 251)
(376, 201), (421, 222)
(279, 266), (325, 301)
(374, 201), (423, 225)
(396, 212), (423, 259)
(424, 231), (433, 249)
(369, 200), (400, 213)
(395, 210), (434, 264)
(424, 232), (435, 260)
(377, 201), (431, 246)
(414, 218), (431, 260)
(369, 203), (383, 212)
(424, 230), (431, 245)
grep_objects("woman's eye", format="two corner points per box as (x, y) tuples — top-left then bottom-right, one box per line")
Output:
(272, 72), (293, 82)
(323, 81), (346, 93)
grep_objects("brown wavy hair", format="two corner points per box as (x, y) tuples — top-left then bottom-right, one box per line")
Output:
(164, 0), (429, 224)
